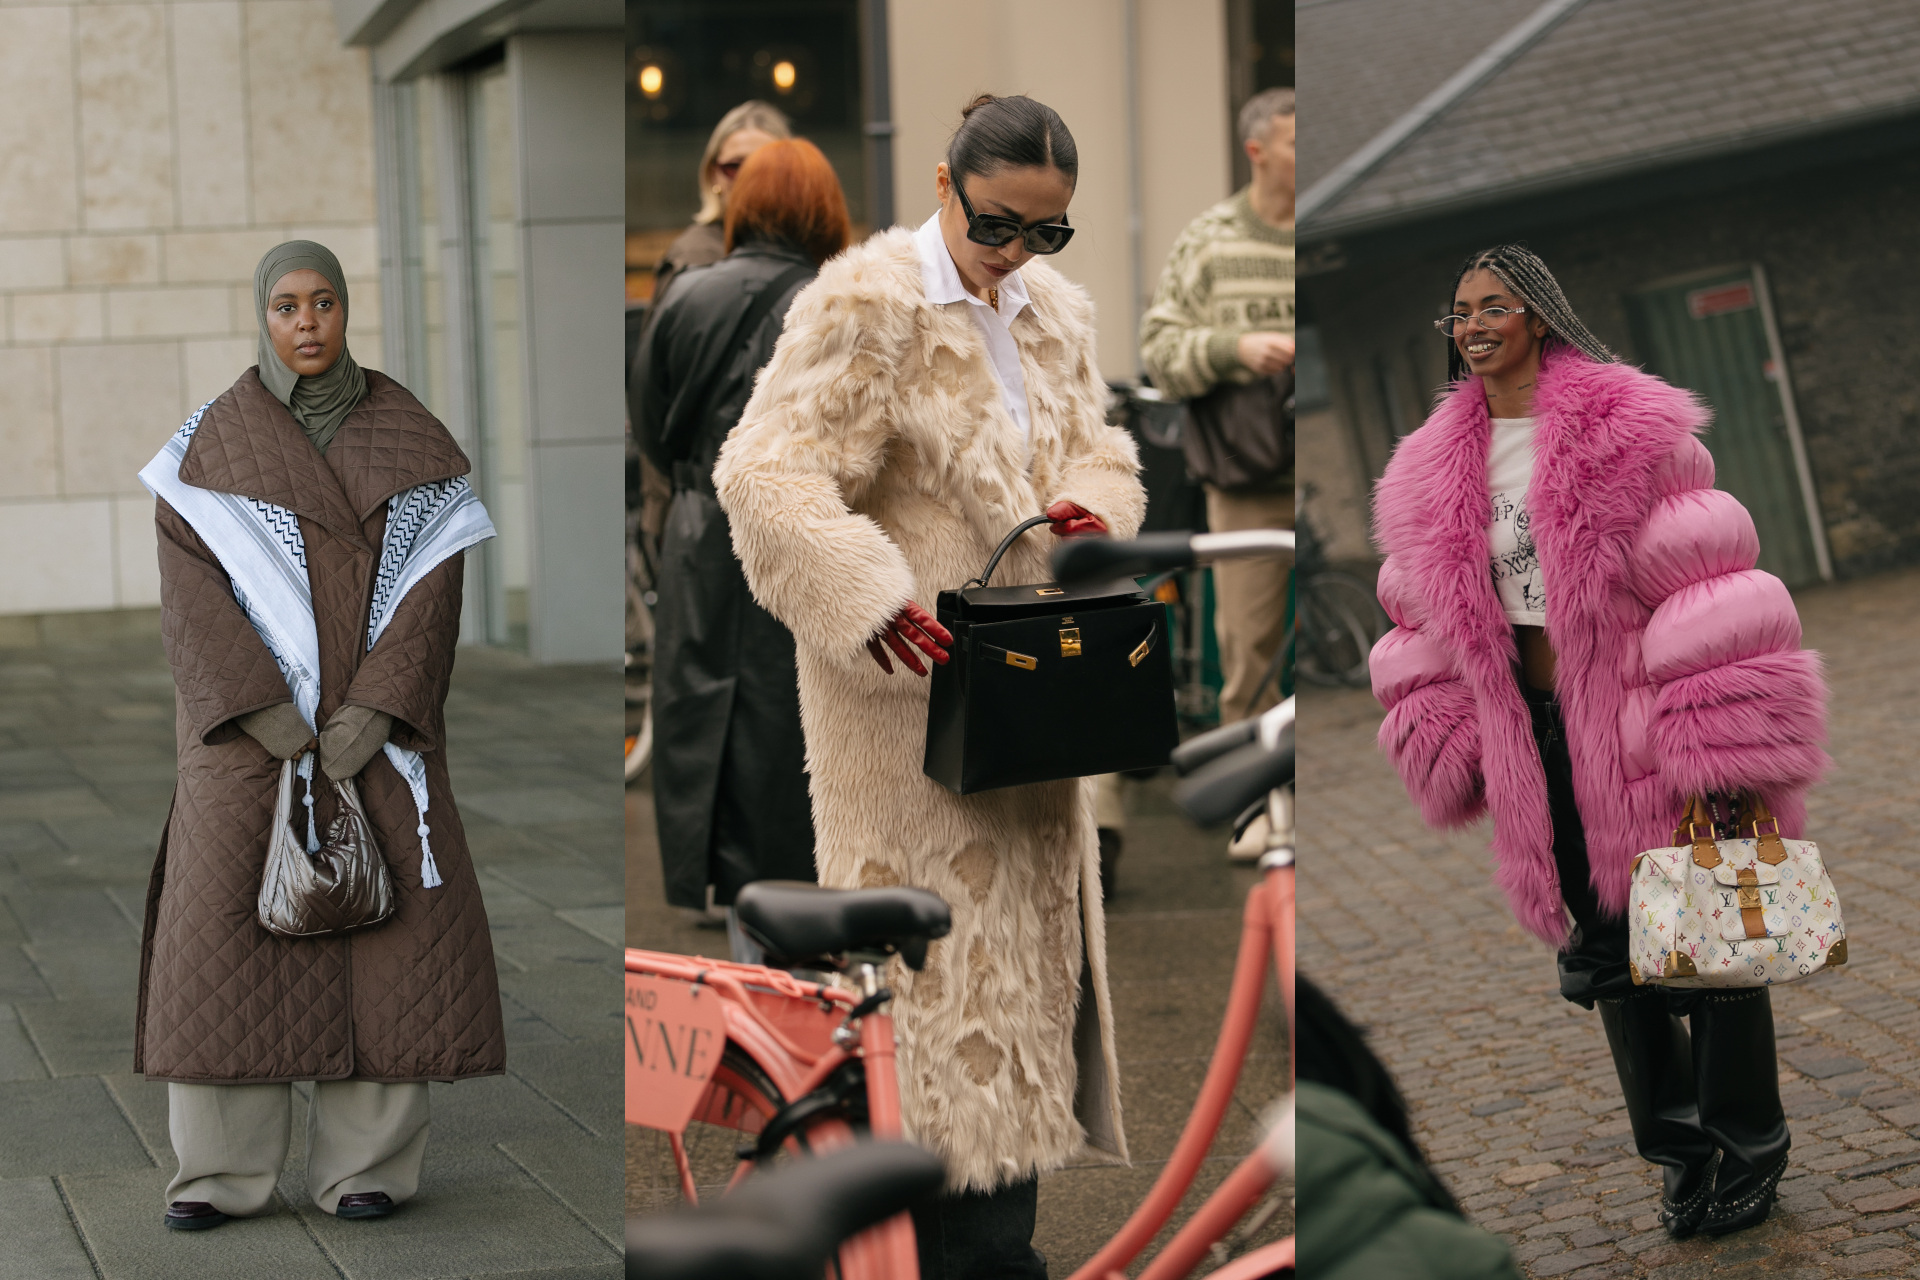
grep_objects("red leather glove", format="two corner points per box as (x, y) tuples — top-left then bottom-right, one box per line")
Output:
(866, 601), (954, 677)
(1046, 500), (1107, 538)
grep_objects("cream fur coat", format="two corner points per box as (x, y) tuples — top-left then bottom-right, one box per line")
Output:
(715, 227), (1143, 1192)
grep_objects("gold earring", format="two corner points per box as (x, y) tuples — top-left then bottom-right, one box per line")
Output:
(712, 184), (724, 196)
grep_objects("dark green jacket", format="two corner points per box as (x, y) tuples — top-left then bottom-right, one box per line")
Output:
(1298, 1083), (1523, 1280)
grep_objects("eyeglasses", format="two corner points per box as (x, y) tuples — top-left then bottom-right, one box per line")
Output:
(1434, 305), (1528, 337)
(714, 160), (744, 180)
(954, 180), (1074, 255)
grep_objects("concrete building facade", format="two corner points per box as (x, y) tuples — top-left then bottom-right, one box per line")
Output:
(0, 0), (622, 665)
(0, 0), (382, 616)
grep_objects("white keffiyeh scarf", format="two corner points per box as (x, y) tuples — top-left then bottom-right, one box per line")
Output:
(140, 400), (496, 889)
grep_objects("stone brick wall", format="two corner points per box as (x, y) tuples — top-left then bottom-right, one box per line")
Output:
(0, 0), (378, 614)
(1302, 145), (1920, 578)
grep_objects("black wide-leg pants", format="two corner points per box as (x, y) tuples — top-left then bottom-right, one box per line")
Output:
(1523, 683), (1789, 1200)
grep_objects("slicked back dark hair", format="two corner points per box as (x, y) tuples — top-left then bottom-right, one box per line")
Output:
(947, 94), (1078, 187)
(1446, 244), (1615, 383)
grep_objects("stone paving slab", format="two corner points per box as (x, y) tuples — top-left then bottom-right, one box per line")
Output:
(1300, 565), (1920, 1277)
(0, 618), (621, 1279)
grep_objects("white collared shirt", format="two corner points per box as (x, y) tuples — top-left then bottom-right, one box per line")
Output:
(912, 212), (1033, 445)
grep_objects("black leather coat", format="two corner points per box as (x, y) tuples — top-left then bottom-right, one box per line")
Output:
(633, 240), (818, 909)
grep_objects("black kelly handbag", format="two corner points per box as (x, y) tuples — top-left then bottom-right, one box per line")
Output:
(924, 516), (1180, 794)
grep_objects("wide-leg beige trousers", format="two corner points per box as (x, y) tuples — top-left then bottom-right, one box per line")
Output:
(166, 1081), (431, 1215)
(1205, 487), (1294, 725)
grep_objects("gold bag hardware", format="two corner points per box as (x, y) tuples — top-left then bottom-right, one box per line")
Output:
(1129, 636), (1151, 667)
(1664, 950), (1698, 979)
(1004, 651), (1037, 671)
(1059, 627), (1082, 658)
(1828, 938), (1848, 967)
(1036, 588), (1065, 596)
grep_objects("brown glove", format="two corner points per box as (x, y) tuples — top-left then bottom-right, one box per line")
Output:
(236, 703), (313, 761)
(319, 705), (394, 781)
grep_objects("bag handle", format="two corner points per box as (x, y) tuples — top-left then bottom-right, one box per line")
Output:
(1671, 790), (1788, 868)
(965, 515), (1052, 589)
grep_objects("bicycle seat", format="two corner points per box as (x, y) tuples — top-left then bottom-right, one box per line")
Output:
(626, 1141), (945, 1280)
(734, 882), (952, 971)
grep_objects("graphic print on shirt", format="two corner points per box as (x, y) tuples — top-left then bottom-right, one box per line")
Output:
(1489, 489), (1546, 619)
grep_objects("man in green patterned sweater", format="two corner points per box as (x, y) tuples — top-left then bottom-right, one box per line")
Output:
(1140, 87), (1295, 762)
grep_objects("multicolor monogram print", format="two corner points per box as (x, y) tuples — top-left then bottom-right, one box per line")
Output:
(1629, 836), (1846, 988)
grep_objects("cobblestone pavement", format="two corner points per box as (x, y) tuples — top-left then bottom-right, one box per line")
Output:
(627, 769), (1292, 1269)
(0, 610), (623, 1280)
(1299, 564), (1920, 1279)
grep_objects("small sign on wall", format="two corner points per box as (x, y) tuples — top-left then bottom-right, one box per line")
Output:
(1687, 281), (1756, 319)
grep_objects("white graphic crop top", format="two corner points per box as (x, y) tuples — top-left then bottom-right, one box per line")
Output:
(1488, 417), (1545, 627)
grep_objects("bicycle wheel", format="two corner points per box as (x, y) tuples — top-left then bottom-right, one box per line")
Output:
(1295, 573), (1376, 687)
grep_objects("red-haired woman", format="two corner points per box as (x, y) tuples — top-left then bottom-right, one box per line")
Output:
(633, 139), (851, 951)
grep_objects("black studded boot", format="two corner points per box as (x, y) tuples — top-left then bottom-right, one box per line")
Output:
(1692, 988), (1791, 1236)
(1597, 990), (1719, 1237)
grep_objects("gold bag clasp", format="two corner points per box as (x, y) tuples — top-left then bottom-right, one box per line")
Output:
(1004, 651), (1037, 670)
(1060, 627), (1082, 657)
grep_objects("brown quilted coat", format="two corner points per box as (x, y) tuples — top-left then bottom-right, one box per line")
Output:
(135, 368), (506, 1084)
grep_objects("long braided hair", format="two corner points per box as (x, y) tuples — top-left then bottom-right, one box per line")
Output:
(1445, 244), (1615, 383)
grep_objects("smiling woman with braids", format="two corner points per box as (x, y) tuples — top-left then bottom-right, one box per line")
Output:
(1368, 245), (1829, 1238)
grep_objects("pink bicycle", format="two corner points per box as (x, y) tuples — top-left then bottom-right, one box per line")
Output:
(627, 529), (1296, 1280)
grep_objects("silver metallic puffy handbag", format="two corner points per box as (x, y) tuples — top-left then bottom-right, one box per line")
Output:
(257, 755), (395, 938)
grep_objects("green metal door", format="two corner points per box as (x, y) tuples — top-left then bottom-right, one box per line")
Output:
(1626, 267), (1827, 586)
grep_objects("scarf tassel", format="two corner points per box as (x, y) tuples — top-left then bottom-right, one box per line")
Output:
(417, 820), (443, 889)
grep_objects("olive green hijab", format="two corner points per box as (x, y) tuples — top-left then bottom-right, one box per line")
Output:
(253, 241), (367, 455)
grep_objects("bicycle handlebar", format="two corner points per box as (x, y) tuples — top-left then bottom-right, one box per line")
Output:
(626, 1141), (945, 1280)
(1050, 529), (1295, 583)
(1174, 723), (1295, 826)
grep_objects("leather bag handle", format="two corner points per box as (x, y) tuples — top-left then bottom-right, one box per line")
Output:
(1672, 790), (1788, 868)
(1674, 794), (1722, 869)
(1734, 790), (1790, 865)
(965, 515), (1052, 589)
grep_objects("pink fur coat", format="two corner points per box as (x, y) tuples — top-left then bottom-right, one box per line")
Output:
(1368, 347), (1828, 946)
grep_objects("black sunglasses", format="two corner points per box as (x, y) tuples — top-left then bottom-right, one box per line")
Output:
(954, 180), (1074, 255)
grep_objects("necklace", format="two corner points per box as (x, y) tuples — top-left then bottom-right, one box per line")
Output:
(987, 286), (999, 310)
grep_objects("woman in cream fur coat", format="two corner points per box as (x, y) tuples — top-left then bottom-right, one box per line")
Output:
(716, 95), (1139, 1277)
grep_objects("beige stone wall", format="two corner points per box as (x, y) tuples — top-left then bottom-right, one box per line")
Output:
(888, 0), (1232, 383)
(0, 0), (378, 615)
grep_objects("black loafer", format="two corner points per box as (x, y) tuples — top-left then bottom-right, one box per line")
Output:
(165, 1201), (229, 1231)
(336, 1192), (397, 1219)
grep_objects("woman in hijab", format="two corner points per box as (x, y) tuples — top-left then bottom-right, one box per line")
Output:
(136, 241), (507, 1231)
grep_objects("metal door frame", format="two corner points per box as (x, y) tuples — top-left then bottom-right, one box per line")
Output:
(1631, 262), (1832, 581)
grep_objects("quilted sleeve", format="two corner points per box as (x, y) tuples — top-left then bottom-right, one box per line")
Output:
(1371, 555), (1486, 828)
(340, 553), (463, 753)
(713, 273), (918, 666)
(1633, 437), (1827, 796)
(156, 498), (298, 746)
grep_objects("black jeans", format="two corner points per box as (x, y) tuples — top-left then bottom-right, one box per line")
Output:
(910, 1175), (1047, 1280)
